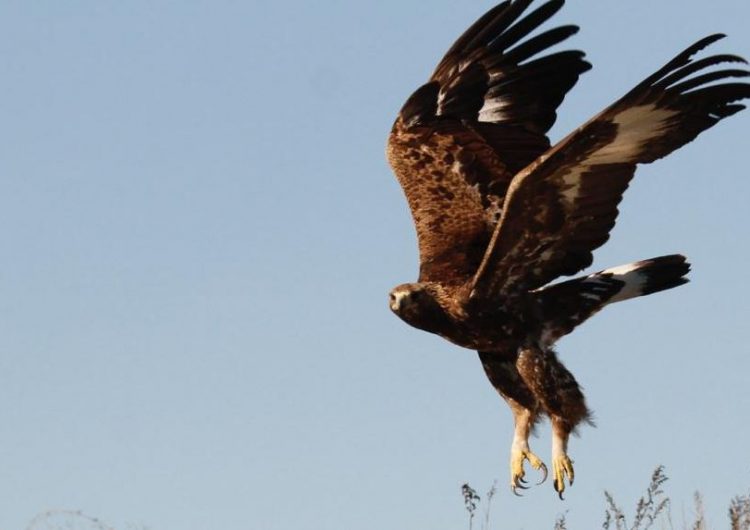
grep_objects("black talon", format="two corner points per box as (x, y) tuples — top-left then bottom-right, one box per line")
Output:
(537, 463), (548, 485)
(553, 479), (565, 500)
(511, 477), (529, 498)
(518, 476), (528, 484)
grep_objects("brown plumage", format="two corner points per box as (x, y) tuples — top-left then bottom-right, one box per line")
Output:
(386, 0), (749, 498)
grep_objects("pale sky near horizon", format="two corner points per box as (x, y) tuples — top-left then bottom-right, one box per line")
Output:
(1, 1), (749, 529)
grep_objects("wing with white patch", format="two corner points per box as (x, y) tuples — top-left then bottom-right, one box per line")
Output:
(471, 35), (750, 300)
(428, 0), (591, 174)
(388, 0), (590, 283)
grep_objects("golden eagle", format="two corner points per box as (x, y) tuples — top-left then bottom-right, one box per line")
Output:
(386, 0), (749, 498)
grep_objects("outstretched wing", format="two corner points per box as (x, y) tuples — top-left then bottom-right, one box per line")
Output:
(471, 35), (750, 300)
(387, 0), (590, 283)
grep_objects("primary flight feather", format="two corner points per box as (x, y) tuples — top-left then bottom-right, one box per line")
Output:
(386, 0), (749, 498)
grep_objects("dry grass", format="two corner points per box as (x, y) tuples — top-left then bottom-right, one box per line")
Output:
(601, 465), (670, 530)
(462, 466), (750, 530)
(730, 494), (750, 530)
(25, 510), (149, 530)
(461, 481), (499, 530)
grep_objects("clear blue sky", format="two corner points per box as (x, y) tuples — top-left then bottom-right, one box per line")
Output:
(1, 1), (748, 529)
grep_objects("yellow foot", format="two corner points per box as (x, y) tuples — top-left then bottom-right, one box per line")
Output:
(552, 453), (574, 499)
(510, 448), (548, 495)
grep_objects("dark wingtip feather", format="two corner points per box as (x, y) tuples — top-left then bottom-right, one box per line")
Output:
(654, 54), (749, 89)
(635, 254), (691, 296)
(504, 25), (581, 64)
(670, 69), (750, 95)
(446, 0), (532, 58)
(683, 34), (727, 58)
(636, 34), (729, 90)
(487, 0), (568, 52)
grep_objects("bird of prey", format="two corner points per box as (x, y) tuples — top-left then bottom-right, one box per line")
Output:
(386, 0), (749, 498)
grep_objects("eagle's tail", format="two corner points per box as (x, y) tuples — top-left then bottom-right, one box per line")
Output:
(594, 254), (691, 304)
(534, 254), (690, 344)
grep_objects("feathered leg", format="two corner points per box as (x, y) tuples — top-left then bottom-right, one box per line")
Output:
(478, 352), (548, 494)
(517, 346), (591, 498)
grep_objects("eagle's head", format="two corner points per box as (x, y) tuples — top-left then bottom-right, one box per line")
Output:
(388, 282), (453, 335)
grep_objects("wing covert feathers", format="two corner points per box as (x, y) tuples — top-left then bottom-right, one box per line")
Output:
(386, 124), (500, 283)
(470, 36), (750, 301)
